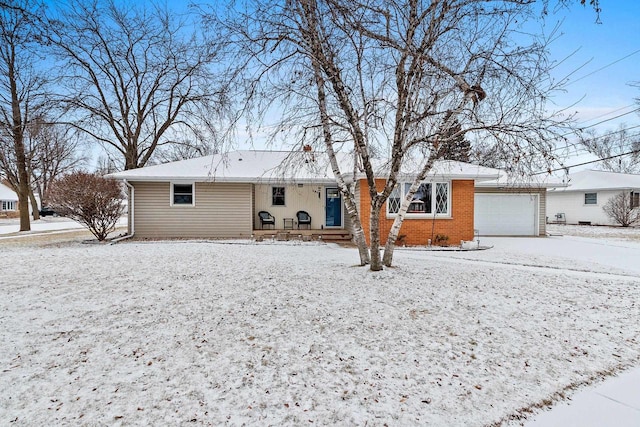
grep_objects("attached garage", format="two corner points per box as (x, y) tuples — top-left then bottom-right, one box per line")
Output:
(474, 193), (539, 236)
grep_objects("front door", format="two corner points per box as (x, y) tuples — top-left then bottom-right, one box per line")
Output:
(325, 188), (342, 227)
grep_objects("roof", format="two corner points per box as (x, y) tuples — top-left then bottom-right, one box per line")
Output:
(0, 182), (18, 201)
(393, 159), (500, 182)
(109, 151), (337, 184)
(476, 170), (567, 189)
(548, 169), (640, 193)
(108, 150), (501, 183)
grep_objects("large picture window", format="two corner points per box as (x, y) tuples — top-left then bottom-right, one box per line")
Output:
(388, 182), (449, 215)
(172, 183), (194, 206)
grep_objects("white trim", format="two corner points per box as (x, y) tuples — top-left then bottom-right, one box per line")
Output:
(170, 182), (196, 207)
(584, 192), (598, 206)
(324, 187), (344, 228)
(386, 181), (451, 219)
(123, 179), (135, 236)
(1, 200), (17, 211)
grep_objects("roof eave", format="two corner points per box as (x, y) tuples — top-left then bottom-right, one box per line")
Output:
(109, 175), (342, 185)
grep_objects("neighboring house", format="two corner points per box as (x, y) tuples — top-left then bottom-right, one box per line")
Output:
(0, 182), (19, 215)
(109, 150), (505, 245)
(546, 169), (640, 226)
(474, 172), (564, 237)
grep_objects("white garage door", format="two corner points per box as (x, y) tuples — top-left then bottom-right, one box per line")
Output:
(474, 193), (538, 236)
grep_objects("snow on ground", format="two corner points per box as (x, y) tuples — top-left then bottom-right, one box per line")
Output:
(407, 236), (640, 277)
(547, 223), (640, 241)
(1, 234), (639, 426)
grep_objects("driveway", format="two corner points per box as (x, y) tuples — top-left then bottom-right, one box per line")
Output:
(399, 226), (640, 279)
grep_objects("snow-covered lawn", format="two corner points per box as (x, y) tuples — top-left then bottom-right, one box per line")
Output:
(547, 223), (640, 242)
(1, 234), (639, 426)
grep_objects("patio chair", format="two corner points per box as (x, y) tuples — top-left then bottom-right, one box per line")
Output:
(258, 211), (275, 229)
(296, 210), (311, 229)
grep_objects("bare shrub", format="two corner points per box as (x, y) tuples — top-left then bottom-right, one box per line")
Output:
(602, 192), (640, 227)
(49, 172), (124, 241)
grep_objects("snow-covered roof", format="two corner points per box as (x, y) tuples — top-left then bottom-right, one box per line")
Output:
(108, 150), (501, 183)
(0, 182), (18, 201)
(109, 151), (338, 184)
(548, 169), (640, 192)
(392, 159), (500, 182)
(476, 170), (567, 189)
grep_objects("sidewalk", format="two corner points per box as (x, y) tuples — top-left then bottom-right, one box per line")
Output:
(524, 366), (640, 426)
(0, 217), (126, 238)
(0, 217), (86, 237)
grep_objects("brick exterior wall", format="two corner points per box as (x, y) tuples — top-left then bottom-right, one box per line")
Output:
(358, 179), (475, 246)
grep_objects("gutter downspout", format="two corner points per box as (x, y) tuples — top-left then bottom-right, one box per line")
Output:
(112, 179), (135, 244)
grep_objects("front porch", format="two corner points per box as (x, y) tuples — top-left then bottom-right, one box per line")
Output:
(253, 183), (347, 235)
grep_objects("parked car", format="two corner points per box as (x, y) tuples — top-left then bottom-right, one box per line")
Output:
(39, 206), (59, 217)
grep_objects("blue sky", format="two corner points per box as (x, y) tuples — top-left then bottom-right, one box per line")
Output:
(188, 1), (639, 171)
(538, 1), (640, 171)
(49, 0), (637, 171)
(547, 2), (639, 122)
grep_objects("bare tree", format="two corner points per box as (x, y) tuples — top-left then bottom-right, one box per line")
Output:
(94, 154), (119, 176)
(45, 0), (230, 170)
(153, 135), (215, 164)
(30, 120), (84, 206)
(580, 125), (640, 173)
(221, 0), (589, 270)
(0, 0), (47, 231)
(48, 172), (124, 241)
(602, 191), (640, 227)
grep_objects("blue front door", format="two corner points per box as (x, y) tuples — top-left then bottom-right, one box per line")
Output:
(325, 188), (342, 227)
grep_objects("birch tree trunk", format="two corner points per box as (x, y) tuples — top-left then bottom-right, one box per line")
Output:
(368, 200), (384, 271)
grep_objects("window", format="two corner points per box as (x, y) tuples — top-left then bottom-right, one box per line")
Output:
(1, 201), (16, 211)
(272, 186), (285, 206)
(584, 192), (597, 205)
(172, 183), (194, 206)
(632, 192), (640, 209)
(387, 182), (450, 215)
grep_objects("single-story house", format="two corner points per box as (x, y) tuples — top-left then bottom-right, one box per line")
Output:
(109, 150), (516, 245)
(546, 169), (640, 226)
(0, 182), (18, 215)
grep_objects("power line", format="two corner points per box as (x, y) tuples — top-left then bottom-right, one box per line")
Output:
(551, 117), (640, 154)
(577, 108), (640, 132)
(565, 48), (640, 87)
(533, 148), (640, 175)
(576, 104), (637, 126)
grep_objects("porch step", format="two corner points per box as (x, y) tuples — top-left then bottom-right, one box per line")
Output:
(317, 232), (353, 243)
(253, 230), (352, 243)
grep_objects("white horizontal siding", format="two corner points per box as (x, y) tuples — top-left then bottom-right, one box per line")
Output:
(546, 190), (618, 225)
